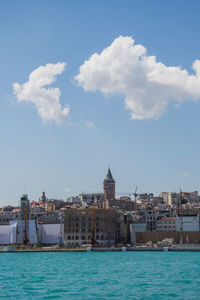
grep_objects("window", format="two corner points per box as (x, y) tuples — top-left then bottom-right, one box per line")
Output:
(68, 235), (71, 240)
(75, 235), (79, 240)
(81, 235), (86, 240)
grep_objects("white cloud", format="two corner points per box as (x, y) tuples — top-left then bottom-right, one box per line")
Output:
(13, 63), (70, 124)
(84, 120), (95, 128)
(183, 172), (189, 177)
(75, 36), (200, 120)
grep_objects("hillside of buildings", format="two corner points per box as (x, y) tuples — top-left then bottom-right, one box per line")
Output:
(1, 168), (200, 247)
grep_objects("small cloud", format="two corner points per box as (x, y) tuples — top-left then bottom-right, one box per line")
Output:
(13, 62), (70, 125)
(183, 172), (189, 177)
(62, 187), (71, 193)
(85, 120), (95, 128)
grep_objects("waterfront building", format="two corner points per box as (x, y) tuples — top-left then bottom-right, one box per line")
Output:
(156, 217), (176, 232)
(176, 209), (200, 231)
(63, 208), (117, 247)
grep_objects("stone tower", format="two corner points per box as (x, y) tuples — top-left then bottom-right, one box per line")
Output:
(103, 167), (115, 200)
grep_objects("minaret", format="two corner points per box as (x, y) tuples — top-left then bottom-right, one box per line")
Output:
(103, 167), (115, 200)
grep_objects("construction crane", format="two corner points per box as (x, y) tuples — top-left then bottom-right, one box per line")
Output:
(134, 186), (138, 202)
(23, 207), (29, 245)
(34, 215), (40, 248)
(116, 186), (138, 202)
(88, 206), (97, 247)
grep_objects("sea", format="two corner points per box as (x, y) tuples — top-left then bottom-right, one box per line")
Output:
(0, 251), (200, 299)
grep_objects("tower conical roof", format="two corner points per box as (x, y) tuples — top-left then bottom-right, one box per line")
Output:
(106, 167), (114, 180)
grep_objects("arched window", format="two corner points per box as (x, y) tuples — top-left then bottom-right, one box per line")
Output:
(68, 235), (71, 240)
(81, 235), (86, 240)
(75, 235), (79, 240)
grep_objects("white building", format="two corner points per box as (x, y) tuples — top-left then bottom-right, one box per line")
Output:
(156, 217), (176, 232)
(176, 215), (200, 231)
(159, 192), (179, 206)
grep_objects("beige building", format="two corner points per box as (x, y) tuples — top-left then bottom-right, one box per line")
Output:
(160, 192), (179, 206)
(64, 208), (117, 247)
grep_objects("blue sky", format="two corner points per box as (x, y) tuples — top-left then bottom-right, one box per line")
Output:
(1, 0), (200, 205)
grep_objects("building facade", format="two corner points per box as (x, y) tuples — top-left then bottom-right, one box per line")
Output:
(64, 208), (117, 247)
(176, 209), (200, 231)
(145, 206), (159, 232)
(156, 217), (176, 232)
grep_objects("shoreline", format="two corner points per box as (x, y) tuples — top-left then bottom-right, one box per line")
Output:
(1, 246), (200, 252)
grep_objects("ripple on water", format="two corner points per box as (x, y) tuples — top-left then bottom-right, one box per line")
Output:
(0, 252), (200, 299)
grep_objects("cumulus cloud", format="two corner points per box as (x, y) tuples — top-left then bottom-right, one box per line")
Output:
(75, 36), (200, 120)
(13, 63), (70, 124)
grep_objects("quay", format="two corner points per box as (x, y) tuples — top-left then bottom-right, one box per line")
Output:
(1, 245), (200, 252)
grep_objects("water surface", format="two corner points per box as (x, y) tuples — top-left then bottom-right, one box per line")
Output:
(0, 251), (199, 299)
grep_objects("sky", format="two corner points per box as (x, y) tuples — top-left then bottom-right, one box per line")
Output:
(1, 0), (200, 205)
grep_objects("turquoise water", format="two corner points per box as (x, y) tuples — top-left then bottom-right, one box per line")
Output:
(0, 252), (200, 299)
